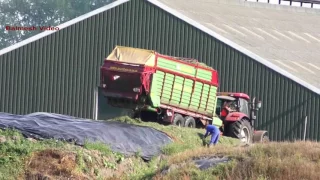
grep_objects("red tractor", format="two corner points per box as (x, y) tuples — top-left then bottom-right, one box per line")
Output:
(216, 92), (269, 144)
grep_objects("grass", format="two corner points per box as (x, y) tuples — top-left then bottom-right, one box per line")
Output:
(0, 123), (171, 179)
(112, 115), (143, 124)
(107, 115), (240, 179)
(110, 115), (240, 155)
(83, 140), (113, 156)
(0, 128), (128, 179)
(155, 141), (320, 180)
(101, 115), (238, 179)
(2, 116), (320, 180)
(0, 129), (67, 179)
(110, 116), (320, 180)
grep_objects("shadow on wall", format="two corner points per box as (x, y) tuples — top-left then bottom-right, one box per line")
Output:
(258, 97), (311, 141)
(97, 88), (132, 120)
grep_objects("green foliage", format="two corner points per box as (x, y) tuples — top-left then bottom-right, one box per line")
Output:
(210, 160), (237, 177)
(83, 140), (112, 156)
(158, 159), (236, 180)
(94, 168), (100, 176)
(112, 116), (142, 124)
(0, 0), (116, 50)
(161, 143), (192, 155)
(113, 152), (125, 163)
(76, 150), (86, 171)
(104, 160), (116, 169)
(127, 157), (162, 180)
(135, 148), (142, 158)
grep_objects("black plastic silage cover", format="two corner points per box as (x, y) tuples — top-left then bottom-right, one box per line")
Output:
(193, 156), (230, 170)
(0, 112), (172, 160)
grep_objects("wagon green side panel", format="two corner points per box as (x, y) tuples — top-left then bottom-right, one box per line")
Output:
(149, 69), (218, 117)
(156, 57), (214, 83)
(149, 73), (161, 107)
(196, 69), (212, 81)
(212, 116), (223, 127)
(157, 57), (196, 76)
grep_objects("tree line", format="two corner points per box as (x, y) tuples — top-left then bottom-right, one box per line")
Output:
(0, 0), (115, 50)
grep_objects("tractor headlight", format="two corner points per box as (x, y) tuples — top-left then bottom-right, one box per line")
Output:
(257, 101), (262, 108)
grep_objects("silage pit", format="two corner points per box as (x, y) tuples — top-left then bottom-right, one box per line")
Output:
(0, 112), (173, 161)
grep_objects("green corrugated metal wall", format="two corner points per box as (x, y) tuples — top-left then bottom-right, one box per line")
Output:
(0, 0), (319, 141)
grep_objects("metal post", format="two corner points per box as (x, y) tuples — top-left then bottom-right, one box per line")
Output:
(93, 88), (99, 120)
(303, 116), (308, 141)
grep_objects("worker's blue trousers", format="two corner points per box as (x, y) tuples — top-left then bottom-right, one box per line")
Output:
(210, 131), (220, 145)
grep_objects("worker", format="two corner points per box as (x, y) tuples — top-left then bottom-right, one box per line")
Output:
(203, 124), (220, 147)
(223, 101), (234, 112)
(220, 101), (235, 117)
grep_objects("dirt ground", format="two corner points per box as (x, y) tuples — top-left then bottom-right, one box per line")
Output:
(22, 148), (140, 180)
(24, 149), (85, 180)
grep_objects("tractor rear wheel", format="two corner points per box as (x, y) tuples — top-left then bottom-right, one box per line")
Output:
(184, 116), (196, 128)
(173, 114), (185, 127)
(226, 119), (253, 144)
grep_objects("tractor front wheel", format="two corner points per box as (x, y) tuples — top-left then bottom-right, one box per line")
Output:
(225, 119), (253, 144)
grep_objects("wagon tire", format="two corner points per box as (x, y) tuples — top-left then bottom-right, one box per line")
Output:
(184, 116), (196, 128)
(173, 114), (185, 127)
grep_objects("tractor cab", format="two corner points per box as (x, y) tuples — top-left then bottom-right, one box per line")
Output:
(216, 92), (261, 122)
(215, 92), (266, 144)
